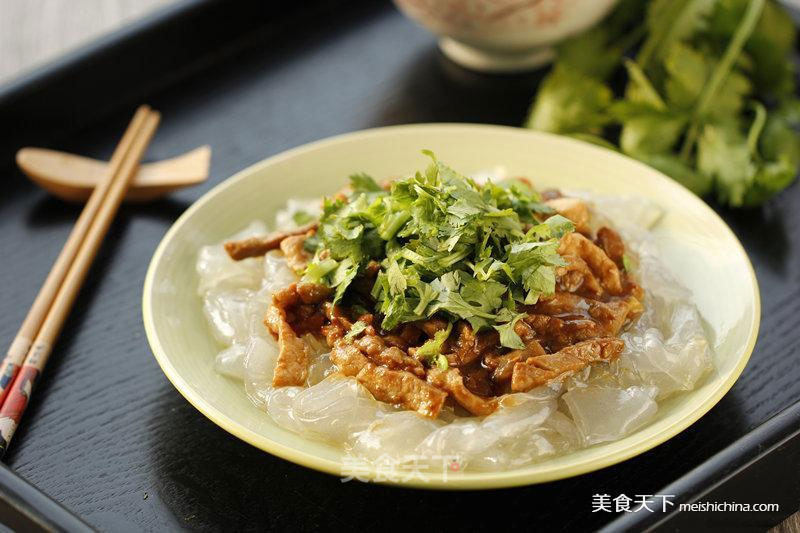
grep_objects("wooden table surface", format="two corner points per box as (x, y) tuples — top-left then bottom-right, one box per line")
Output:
(0, 1), (798, 531)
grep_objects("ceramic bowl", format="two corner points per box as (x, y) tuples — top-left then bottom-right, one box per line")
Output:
(143, 124), (759, 489)
(393, 0), (618, 72)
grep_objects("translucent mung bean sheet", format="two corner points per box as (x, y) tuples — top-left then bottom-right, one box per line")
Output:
(197, 194), (713, 472)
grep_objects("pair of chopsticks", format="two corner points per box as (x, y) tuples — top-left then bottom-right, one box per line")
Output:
(0, 105), (160, 456)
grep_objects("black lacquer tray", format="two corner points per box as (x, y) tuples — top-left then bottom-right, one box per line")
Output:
(0, 1), (798, 530)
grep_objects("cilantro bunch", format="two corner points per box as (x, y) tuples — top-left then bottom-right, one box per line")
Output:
(525, 0), (800, 207)
(302, 151), (574, 349)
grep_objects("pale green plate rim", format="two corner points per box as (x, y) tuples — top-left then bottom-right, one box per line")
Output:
(142, 123), (760, 489)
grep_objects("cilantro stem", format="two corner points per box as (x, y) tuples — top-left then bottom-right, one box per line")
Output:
(623, 59), (666, 110)
(379, 211), (412, 240)
(746, 101), (767, 157)
(679, 0), (765, 161)
(679, 124), (699, 162)
(438, 248), (471, 268)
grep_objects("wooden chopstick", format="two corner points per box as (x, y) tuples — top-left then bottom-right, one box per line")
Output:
(0, 107), (161, 456)
(0, 106), (151, 405)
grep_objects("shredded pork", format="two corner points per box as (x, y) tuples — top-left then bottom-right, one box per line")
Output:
(264, 302), (310, 387)
(279, 234), (312, 273)
(264, 283), (332, 386)
(223, 222), (317, 261)
(330, 339), (447, 418)
(511, 338), (624, 392)
(427, 368), (498, 416)
(558, 232), (624, 295)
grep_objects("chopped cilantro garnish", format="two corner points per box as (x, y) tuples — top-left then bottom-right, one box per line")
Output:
(292, 210), (315, 226)
(416, 323), (453, 369)
(416, 322), (453, 361)
(301, 151), (573, 348)
(344, 320), (368, 340)
(493, 311), (527, 350)
(622, 253), (634, 273)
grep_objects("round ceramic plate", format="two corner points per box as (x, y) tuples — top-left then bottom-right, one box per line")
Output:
(143, 124), (759, 489)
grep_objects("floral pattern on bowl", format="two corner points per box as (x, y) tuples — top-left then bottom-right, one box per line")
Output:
(394, 0), (618, 72)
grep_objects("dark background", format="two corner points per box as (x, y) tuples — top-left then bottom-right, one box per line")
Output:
(0, 1), (798, 531)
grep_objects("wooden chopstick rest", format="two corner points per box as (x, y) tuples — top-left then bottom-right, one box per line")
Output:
(17, 145), (210, 202)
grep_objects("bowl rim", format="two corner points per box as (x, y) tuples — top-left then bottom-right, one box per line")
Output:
(142, 123), (760, 489)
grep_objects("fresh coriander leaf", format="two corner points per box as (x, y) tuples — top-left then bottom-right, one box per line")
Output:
(611, 98), (687, 156)
(494, 313), (526, 350)
(523, 264), (557, 300)
(416, 322), (453, 360)
(458, 271), (506, 311)
(432, 353), (449, 370)
(385, 258), (407, 294)
(623, 59), (667, 110)
(708, 69), (751, 121)
(622, 253), (634, 272)
(472, 258), (513, 282)
(685, 0), (764, 140)
(662, 39), (750, 118)
(743, 160), (797, 205)
(345, 321), (368, 340)
(557, 26), (623, 80)
(747, 0), (797, 99)
(466, 316), (492, 332)
(330, 258), (359, 304)
(302, 257), (338, 284)
(525, 65), (613, 135)
(698, 123), (756, 206)
(637, 0), (717, 69)
(709, 0), (797, 99)
(759, 101), (800, 163)
(292, 210), (315, 226)
(619, 112), (687, 156)
(542, 214), (575, 239)
(431, 290), (496, 321)
(409, 278), (439, 316)
(663, 41), (708, 109)
(302, 234), (319, 253)
(349, 172), (383, 193)
(556, 0), (647, 79)
(379, 293), (423, 332)
(743, 101), (800, 204)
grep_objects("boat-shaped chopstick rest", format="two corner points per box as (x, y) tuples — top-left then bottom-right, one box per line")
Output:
(16, 145), (211, 202)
